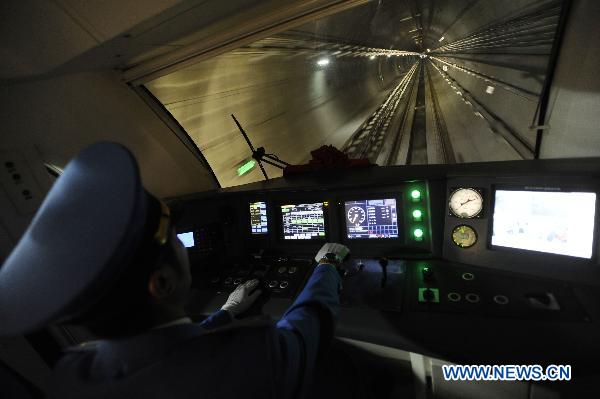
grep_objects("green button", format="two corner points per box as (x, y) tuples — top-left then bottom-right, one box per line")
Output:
(412, 209), (422, 220)
(413, 228), (424, 240)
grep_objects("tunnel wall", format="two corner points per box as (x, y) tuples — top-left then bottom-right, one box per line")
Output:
(148, 51), (417, 187)
(540, 0), (600, 158)
(426, 0), (561, 159)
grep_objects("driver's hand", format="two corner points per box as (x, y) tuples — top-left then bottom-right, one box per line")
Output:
(314, 243), (350, 264)
(221, 279), (262, 317)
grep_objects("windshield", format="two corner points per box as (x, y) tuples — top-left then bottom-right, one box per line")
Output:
(146, 0), (564, 187)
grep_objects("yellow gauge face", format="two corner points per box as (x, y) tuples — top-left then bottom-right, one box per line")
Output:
(452, 225), (477, 248)
(449, 188), (483, 218)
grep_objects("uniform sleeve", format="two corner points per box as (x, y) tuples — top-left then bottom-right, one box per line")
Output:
(273, 263), (341, 398)
(199, 309), (233, 330)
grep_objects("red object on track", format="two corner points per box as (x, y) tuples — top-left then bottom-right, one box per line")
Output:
(283, 145), (373, 176)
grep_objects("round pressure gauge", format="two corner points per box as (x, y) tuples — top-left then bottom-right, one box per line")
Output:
(448, 188), (483, 218)
(452, 225), (477, 248)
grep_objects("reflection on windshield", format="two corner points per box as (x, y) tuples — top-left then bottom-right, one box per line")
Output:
(146, 0), (563, 187)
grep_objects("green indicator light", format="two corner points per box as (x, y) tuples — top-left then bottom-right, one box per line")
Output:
(412, 209), (423, 220)
(413, 228), (424, 240)
(411, 189), (421, 201)
(237, 159), (256, 176)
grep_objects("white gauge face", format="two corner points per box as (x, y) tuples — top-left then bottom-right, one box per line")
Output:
(347, 206), (366, 225)
(449, 188), (483, 218)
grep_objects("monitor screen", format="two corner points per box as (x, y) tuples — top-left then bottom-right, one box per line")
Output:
(177, 232), (195, 248)
(491, 190), (596, 258)
(345, 198), (399, 239)
(249, 201), (268, 234)
(281, 202), (326, 240)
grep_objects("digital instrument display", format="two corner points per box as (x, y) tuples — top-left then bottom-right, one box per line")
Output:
(249, 201), (268, 234)
(281, 202), (326, 240)
(491, 190), (596, 258)
(345, 199), (399, 239)
(177, 232), (195, 248)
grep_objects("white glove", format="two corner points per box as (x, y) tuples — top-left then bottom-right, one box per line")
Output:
(221, 279), (262, 317)
(314, 243), (350, 264)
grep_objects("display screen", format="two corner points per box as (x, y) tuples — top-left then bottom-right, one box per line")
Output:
(177, 232), (195, 248)
(345, 198), (399, 239)
(249, 201), (268, 234)
(491, 190), (596, 258)
(281, 202), (326, 240)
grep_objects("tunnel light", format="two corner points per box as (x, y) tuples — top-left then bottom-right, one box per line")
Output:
(442, 65), (448, 71)
(387, 54), (392, 58)
(369, 55), (376, 60)
(317, 58), (330, 67)
(486, 85), (495, 95)
(439, 36), (445, 42)
(426, 49), (431, 53)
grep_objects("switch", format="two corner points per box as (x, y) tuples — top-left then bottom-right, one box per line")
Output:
(526, 292), (560, 310)
(465, 293), (480, 303)
(422, 266), (435, 282)
(418, 288), (439, 303)
(461, 272), (475, 281)
(447, 292), (461, 302)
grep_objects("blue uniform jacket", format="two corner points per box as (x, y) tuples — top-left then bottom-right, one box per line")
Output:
(49, 264), (341, 399)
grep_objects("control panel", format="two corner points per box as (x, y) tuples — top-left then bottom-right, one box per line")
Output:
(409, 261), (589, 322)
(172, 159), (600, 370)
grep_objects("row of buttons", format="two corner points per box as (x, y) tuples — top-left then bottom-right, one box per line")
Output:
(277, 266), (298, 274)
(212, 276), (290, 290)
(269, 280), (289, 289)
(447, 292), (509, 305)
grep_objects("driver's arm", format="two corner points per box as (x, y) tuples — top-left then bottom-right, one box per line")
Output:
(272, 243), (346, 398)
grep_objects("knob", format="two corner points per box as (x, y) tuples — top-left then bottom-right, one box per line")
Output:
(288, 267), (297, 274)
(447, 292), (461, 302)
(233, 278), (243, 285)
(465, 293), (480, 303)
(279, 281), (289, 289)
(224, 277), (233, 285)
(277, 267), (287, 274)
(268, 280), (278, 288)
(422, 266), (435, 282)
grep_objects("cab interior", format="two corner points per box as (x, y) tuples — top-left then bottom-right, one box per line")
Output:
(1, 1), (600, 398)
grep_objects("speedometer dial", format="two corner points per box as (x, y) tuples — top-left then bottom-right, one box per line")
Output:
(347, 206), (366, 225)
(449, 188), (483, 218)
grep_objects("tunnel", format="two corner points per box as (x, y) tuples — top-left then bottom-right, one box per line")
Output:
(145, 0), (564, 187)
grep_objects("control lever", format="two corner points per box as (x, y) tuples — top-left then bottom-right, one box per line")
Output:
(237, 279), (272, 318)
(378, 257), (388, 288)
